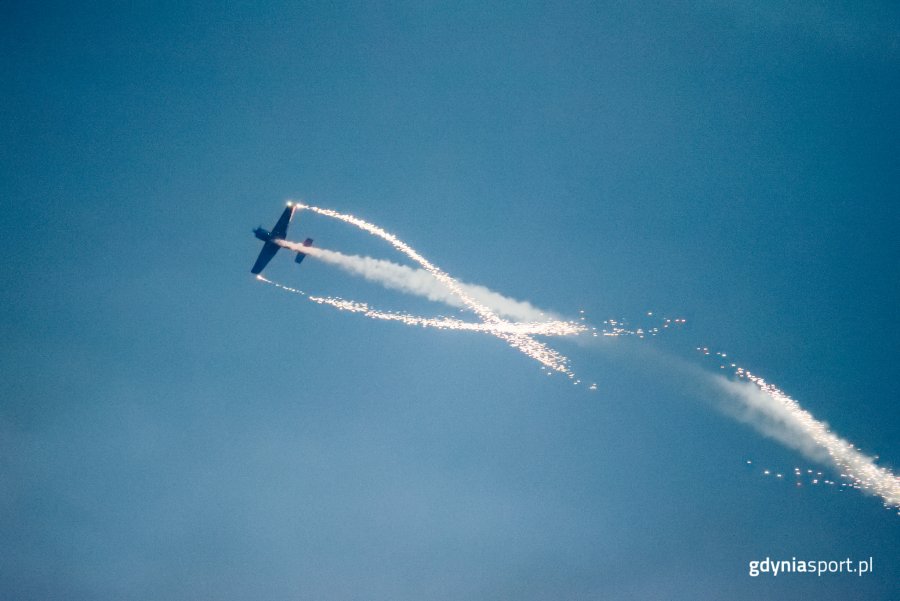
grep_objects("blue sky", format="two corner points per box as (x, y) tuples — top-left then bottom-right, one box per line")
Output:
(2, 2), (899, 599)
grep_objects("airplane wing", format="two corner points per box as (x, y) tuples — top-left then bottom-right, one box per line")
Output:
(270, 205), (295, 239)
(250, 241), (280, 274)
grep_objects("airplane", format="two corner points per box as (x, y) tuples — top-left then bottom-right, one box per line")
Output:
(251, 202), (314, 274)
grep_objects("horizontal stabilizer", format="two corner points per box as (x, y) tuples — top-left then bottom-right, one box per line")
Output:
(295, 238), (314, 264)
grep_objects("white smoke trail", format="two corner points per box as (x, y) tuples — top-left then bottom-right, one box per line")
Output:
(713, 375), (830, 463)
(289, 203), (503, 324)
(268, 203), (584, 377)
(717, 367), (900, 509)
(259, 203), (900, 511)
(275, 241), (553, 322)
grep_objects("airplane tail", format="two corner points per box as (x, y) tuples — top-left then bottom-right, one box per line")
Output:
(295, 238), (314, 264)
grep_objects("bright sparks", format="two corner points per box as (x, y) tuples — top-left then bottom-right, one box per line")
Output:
(704, 349), (900, 511)
(256, 203), (900, 512)
(261, 203), (589, 377)
(736, 367), (900, 510)
(257, 275), (585, 336)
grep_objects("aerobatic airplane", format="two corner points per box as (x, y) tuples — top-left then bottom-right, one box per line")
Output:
(251, 202), (314, 274)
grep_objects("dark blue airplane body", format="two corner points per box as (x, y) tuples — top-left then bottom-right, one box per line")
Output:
(251, 203), (313, 274)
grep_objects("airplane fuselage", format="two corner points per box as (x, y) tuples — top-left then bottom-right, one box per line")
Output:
(254, 227), (276, 242)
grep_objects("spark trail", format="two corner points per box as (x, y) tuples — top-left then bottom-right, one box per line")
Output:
(268, 203), (588, 377)
(259, 203), (900, 512)
(716, 363), (900, 510)
(256, 275), (585, 336)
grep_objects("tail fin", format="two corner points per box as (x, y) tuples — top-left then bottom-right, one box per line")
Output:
(295, 238), (314, 264)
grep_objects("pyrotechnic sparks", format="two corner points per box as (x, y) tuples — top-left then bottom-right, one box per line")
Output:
(737, 368), (900, 509)
(274, 240), (685, 341)
(256, 202), (899, 513)
(256, 275), (586, 336)
(598, 317), (686, 338)
(261, 203), (589, 377)
(747, 459), (888, 500)
(707, 350), (900, 511)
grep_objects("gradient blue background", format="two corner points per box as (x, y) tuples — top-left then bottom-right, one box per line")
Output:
(2, 2), (898, 599)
